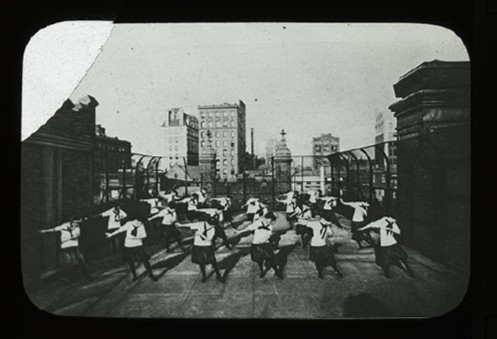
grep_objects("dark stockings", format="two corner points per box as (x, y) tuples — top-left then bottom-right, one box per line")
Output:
(199, 262), (222, 282)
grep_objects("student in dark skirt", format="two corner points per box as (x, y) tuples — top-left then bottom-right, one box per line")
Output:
(320, 197), (343, 228)
(198, 206), (234, 250)
(106, 215), (158, 282)
(148, 201), (186, 252)
(177, 213), (223, 283)
(340, 199), (373, 249)
(39, 216), (93, 281)
(358, 216), (414, 278)
(242, 198), (262, 223)
(294, 203), (314, 248)
(299, 210), (343, 279)
(236, 211), (283, 279)
(210, 196), (234, 228)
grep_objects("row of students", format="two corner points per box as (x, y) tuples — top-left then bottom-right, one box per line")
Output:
(39, 193), (414, 284)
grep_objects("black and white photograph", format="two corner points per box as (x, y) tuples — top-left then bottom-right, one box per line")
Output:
(20, 22), (470, 319)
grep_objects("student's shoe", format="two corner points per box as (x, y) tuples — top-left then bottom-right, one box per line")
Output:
(318, 272), (324, 279)
(383, 271), (391, 279)
(201, 276), (208, 283)
(406, 269), (415, 278)
(132, 276), (139, 282)
(216, 275), (225, 283)
(334, 271), (343, 278)
(150, 275), (159, 282)
(275, 270), (284, 279)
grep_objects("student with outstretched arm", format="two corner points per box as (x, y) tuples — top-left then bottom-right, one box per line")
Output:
(106, 215), (158, 282)
(236, 211), (283, 279)
(39, 216), (93, 281)
(176, 213), (224, 283)
(298, 210), (343, 279)
(340, 198), (373, 249)
(148, 201), (186, 253)
(358, 216), (414, 278)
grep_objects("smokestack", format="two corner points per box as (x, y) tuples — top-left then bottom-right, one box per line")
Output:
(251, 128), (255, 169)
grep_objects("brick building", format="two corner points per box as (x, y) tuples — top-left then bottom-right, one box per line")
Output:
(162, 108), (199, 168)
(94, 124), (132, 203)
(312, 133), (339, 171)
(198, 101), (246, 179)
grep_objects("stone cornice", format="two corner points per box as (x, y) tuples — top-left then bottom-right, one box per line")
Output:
(393, 60), (470, 99)
(389, 89), (470, 115)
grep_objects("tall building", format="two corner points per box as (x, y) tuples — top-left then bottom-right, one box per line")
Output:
(312, 133), (340, 171)
(265, 138), (278, 165)
(95, 124), (132, 173)
(162, 108), (199, 168)
(198, 100), (246, 179)
(374, 109), (398, 192)
(374, 109), (397, 144)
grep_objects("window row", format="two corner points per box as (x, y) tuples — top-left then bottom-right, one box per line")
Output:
(200, 121), (237, 128)
(200, 111), (236, 118)
(201, 141), (236, 148)
(200, 130), (236, 138)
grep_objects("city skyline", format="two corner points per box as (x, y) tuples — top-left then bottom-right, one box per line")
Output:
(24, 23), (469, 156)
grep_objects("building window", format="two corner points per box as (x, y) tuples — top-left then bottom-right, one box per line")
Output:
(231, 150), (235, 156)
(223, 149), (227, 157)
(231, 159), (235, 165)
(208, 122), (213, 128)
(216, 141), (220, 147)
(231, 142), (235, 148)
(201, 122), (206, 128)
(215, 131), (221, 138)
(231, 131), (235, 138)
(223, 159), (227, 166)
(231, 112), (235, 117)
(223, 131), (228, 137)
(231, 120), (236, 127)
(223, 140), (228, 147)
(216, 121), (221, 128)
(223, 169), (228, 175)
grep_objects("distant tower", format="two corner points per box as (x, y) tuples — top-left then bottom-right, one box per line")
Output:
(274, 129), (292, 193)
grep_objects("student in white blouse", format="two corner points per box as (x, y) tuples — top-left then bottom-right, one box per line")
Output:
(179, 195), (199, 222)
(197, 206), (233, 250)
(358, 216), (414, 278)
(97, 205), (128, 252)
(276, 194), (297, 229)
(106, 215), (158, 282)
(196, 190), (208, 208)
(294, 203), (314, 248)
(176, 213), (223, 283)
(319, 196), (342, 227)
(236, 211), (283, 279)
(209, 196), (234, 227)
(340, 198), (373, 249)
(39, 216), (92, 281)
(242, 198), (262, 223)
(301, 210), (343, 279)
(148, 201), (186, 253)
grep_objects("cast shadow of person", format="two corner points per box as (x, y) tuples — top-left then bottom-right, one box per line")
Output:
(343, 292), (389, 318)
(149, 250), (192, 279)
(207, 247), (251, 282)
(275, 243), (298, 274)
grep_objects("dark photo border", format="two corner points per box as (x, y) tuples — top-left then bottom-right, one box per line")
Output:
(7, 0), (492, 337)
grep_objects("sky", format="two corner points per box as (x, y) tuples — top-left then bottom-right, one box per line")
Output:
(50, 23), (469, 156)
